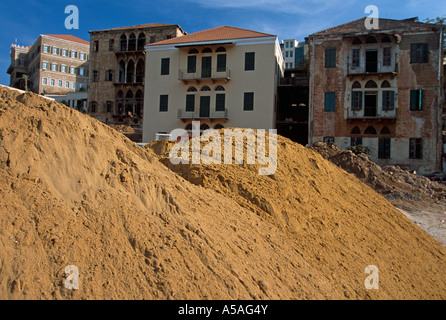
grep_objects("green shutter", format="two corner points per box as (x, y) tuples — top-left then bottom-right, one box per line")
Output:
(187, 56), (196, 73)
(410, 90), (416, 110)
(216, 94), (225, 111)
(186, 94), (195, 112)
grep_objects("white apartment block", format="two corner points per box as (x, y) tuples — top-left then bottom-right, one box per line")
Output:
(143, 26), (284, 142)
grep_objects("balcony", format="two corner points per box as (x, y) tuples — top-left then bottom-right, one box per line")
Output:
(178, 108), (229, 120)
(178, 68), (230, 83)
(345, 107), (398, 120)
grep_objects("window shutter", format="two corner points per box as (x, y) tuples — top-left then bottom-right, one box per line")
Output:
(390, 91), (395, 110)
(410, 90), (416, 110)
(422, 43), (429, 62)
(186, 94), (195, 112)
(358, 92), (363, 110)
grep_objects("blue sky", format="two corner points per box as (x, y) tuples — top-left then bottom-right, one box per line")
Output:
(0, 0), (445, 86)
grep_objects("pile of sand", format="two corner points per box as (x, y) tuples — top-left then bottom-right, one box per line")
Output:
(0, 87), (445, 300)
(310, 142), (446, 210)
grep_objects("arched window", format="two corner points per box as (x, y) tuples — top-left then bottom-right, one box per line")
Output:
(137, 33), (146, 50)
(126, 59), (135, 83)
(381, 36), (391, 43)
(351, 126), (361, 134)
(352, 37), (362, 45)
(116, 90), (124, 115)
(215, 85), (225, 91)
(135, 90), (143, 116)
(216, 47), (226, 52)
(200, 85), (211, 91)
(202, 47), (212, 53)
(185, 123), (193, 130)
(364, 126), (377, 135)
(128, 33), (136, 51)
(352, 81), (361, 89)
(117, 60), (126, 83)
(125, 90), (134, 115)
(188, 48), (199, 54)
(365, 80), (377, 88)
(135, 59), (144, 83)
(365, 36), (377, 44)
(214, 124), (224, 130)
(381, 80), (391, 88)
(380, 126), (390, 135)
(120, 34), (127, 51)
(187, 86), (197, 92)
(200, 123), (210, 130)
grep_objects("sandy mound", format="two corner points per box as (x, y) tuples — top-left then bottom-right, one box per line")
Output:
(148, 130), (446, 299)
(0, 86), (445, 299)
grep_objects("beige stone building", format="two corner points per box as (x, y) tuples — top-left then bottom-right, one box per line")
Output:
(86, 23), (187, 133)
(143, 26), (284, 142)
(7, 35), (90, 95)
(308, 17), (445, 174)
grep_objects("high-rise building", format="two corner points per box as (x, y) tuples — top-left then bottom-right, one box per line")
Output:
(7, 35), (90, 95)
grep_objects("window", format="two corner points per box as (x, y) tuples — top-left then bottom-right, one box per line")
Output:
(70, 66), (75, 74)
(243, 92), (254, 111)
(92, 70), (99, 82)
(382, 91), (395, 111)
(325, 48), (336, 68)
(216, 94), (225, 111)
(58, 80), (63, 87)
(65, 81), (70, 88)
(217, 54), (226, 72)
(245, 52), (255, 71)
(159, 95), (168, 112)
(52, 47), (59, 55)
(90, 101), (97, 113)
(351, 91), (363, 111)
(105, 70), (113, 81)
(42, 61), (48, 69)
(323, 136), (335, 145)
(365, 36), (377, 44)
(52, 63), (58, 71)
(186, 94), (195, 112)
(62, 49), (68, 57)
(364, 126), (377, 135)
(290, 51), (293, 57)
(106, 101), (113, 113)
(410, 90), (423, 111)
(93, 41), (99, 52)
(43, 45), (49, 53)
(378, 138), (391, 159)
(42, 78), (48, 85)
(352, 49), (360, 68)
(50, 79), (55, 86)
(324, 92), (336, 111)
(187, 55), (196, 73)
(351, 126), (361, 135)
(409, 138), (422, 159)
(109, 39), (114, 51)
(383, 47), (391, 66)
(71, 51), (77, 58)
(79, 68), (85, 76)
(61, 65), (67, 73)
(161, 58), (170, 75)
(410, 43), (428, 63)
(351, 137), (363, 146)
(285, 52), (289, 58)
(72, 82), (76, 89)
(80, 53), (86, 60)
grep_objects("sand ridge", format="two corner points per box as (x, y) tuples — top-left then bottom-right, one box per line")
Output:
(0, 87), (445, 299)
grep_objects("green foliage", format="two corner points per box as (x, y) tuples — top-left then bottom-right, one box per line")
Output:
(347, 145), (370, 156)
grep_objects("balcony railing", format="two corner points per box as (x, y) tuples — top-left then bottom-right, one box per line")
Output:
(345, 107), (398, 119)
(177, 108), (229, 120)
(178, 68), (231, 82)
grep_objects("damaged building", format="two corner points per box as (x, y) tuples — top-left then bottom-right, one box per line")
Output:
(308, 17), (445, 174)
(87, 23), (187, 140)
